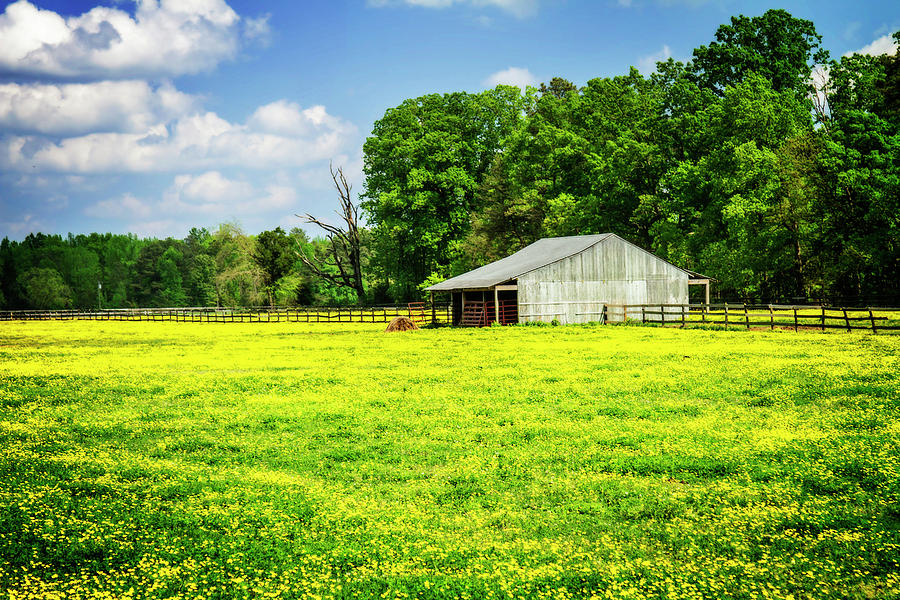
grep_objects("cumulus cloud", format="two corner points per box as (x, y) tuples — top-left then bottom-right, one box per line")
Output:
(247, 101), (344, 137)
(0, 213), (51, 237)
(0, 0), (262, 78)
(163, 173), (297, 214)
(637, 45), (671, 75)
(172, 171), (255, 204)
(483, 66), (537, 89)
(369, 0), (538, 18)
(0, 80), (197, 136)
(1, 100), (357, 173)
(846, 32), (899, 57)
(85, 173), (300, 230)
(126, 219), (180, 239)
(84, 193), (154, 219)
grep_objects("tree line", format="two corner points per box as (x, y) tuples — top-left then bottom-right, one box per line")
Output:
(3, 10), (898, 309)
(0, 225), (373, 310)
(362, 10), (899, 305)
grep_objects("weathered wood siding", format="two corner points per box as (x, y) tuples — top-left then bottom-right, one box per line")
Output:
(517, 236), (688, 324)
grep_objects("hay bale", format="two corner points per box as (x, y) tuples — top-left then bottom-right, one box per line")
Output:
(385, 316), (419, 332)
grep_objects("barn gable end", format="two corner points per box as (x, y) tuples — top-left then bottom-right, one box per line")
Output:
(516, 235), (688, 323)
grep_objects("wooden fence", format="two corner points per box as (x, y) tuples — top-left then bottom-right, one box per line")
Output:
(604, 303), (900, 333)
(4, 302), (898, 333)
(0, 304), (453, 325)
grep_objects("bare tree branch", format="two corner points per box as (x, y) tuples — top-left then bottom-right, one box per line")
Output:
(296, 163), (365, 303)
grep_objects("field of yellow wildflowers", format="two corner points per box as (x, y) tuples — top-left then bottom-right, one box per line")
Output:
(1, 321), (898, 599)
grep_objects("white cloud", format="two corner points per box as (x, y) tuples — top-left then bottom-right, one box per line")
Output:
(173, 171), (255, 204)
(621, 0), (719, 7)
(85, 173), (301, 232)
(84, 193), (154, 219)
(163, 173), (298, 214)
(483, 66), (537, 89)
(0, 80), (197, 136)
(0, 0), (259, 78)
(846, 33), (899, 57)
(369, 0), (538, 18)
(637, 44), (671, 75)
(126, 218), (180, 239)
(242, 13), (271, 44)
(254, 184), (298, 212)
(1, 100), (357, 174)
(0, 213), (50, 236)
(247, 101), (341, 137)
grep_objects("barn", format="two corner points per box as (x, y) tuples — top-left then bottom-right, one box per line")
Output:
(426, 234), (710, 325)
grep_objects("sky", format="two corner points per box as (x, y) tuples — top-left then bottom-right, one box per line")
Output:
(0, 0), (898, 241)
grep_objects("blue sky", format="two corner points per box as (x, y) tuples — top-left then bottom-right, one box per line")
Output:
(0, 0), (897, 240)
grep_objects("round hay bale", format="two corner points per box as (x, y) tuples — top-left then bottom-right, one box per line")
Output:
(385, 316), (419, 332)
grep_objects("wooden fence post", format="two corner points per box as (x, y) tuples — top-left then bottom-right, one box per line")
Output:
(821, 306), (826, 332)
(868, 309), (877, 334)
(793, 307), (798, 332)
(681, 304), (686, 328)
(724, 303), (729, 330)
(843, 308), (851, 333)
(744, 304), (749, 330)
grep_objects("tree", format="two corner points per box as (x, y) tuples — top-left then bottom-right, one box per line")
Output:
(813, 111), (900, 300)
(182, 228), (217, 306)
(186, 254), (217, 306)
(689, 9), (827, 99)
(811, 33), (900, 301)
(157, 246), (187, 306)
(297, 165), (366, 304)
(211, 223), (264, 307)
(128, 239), (192, 307)
(0, 238), (18, 308)
(362, 86), (526, 299)
(130, 240), (168, 306)
(876, 32), (900, 124)
(251, 227), (294, 307)
(59, 244), (100, 308)
(17, 268), (72, 309)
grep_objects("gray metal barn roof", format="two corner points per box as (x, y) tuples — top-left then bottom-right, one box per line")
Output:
(427, 234), (614, 291)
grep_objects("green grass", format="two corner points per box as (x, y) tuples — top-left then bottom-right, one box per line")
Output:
(1, 321), (899, 599)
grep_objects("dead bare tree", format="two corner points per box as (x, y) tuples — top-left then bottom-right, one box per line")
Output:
(296, 164), (365, 303)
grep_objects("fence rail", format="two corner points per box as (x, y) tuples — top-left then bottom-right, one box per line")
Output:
(4, 303), (898, 333)
(0, 305), (453, 325)
(604, 303), (900, 333)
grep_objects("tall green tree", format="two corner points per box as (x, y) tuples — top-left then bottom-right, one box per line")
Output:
(212, 223), (263, 307)
(689, 9), (827, 99)
(813, 36), (900, 301)
(362, 86), (526, 300)
(59, 244), (101, 308)
(183, 228), (216, 306)
(251, 227), (294, 307)
(157, 246), (187, 306)
(17, 268), (71, 309)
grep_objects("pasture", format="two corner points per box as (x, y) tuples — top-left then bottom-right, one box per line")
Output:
(1, 321), (898, 599)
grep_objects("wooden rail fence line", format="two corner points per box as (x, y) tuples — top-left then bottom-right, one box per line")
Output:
(0, 305), (453, 325)
(603, 303), (900, 333)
